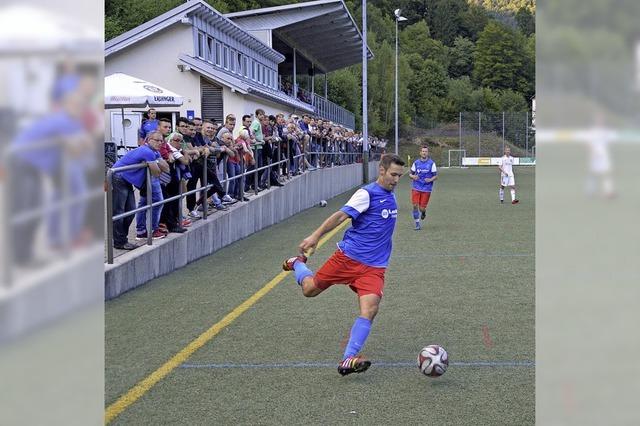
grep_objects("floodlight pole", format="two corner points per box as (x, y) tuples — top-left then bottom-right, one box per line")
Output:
(394, 10), (407, 156)
(362, 0), (369, 183)
(395, 14), (399, 155)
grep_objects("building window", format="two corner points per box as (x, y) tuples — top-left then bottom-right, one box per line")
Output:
(207, 37), (214, 63)
(251, 61), (256, 80)
(237, 52), (242, 74)
(215, 42), (221, 66)
(230, 49), (235, 73)
(197, 32), (205, 59)
(223, 46), (228, 69)
(243, 56), (249, 78)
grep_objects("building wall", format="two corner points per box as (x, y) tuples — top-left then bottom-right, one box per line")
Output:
(222, 87), (296, 135)
(106, 22), (308, 140)
(105, 24), (200, 140)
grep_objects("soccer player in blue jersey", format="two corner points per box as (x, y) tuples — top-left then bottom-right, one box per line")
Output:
(282, 154), (405, 376)
(409, 145), (438, 230)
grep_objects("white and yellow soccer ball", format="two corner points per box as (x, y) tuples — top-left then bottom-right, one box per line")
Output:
(418, 345), (449, 377)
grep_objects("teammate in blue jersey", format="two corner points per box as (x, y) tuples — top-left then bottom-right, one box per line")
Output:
(409, 145), (438, 230)
(282, 154), (405, 376)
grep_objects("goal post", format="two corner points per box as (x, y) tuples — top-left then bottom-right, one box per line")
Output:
(448, 149), (466, 167)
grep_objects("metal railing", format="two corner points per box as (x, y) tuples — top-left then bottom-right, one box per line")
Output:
(104, 141), (384, 264)
(105, 141), (303, 264)
(313, 96), (356, 130)
(277, 82), (356, 130)
(2, 138), (104, 287)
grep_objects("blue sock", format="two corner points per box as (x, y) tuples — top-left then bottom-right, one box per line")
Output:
(412, 210), (420, 225)
(343, 317), (372, 359)
(293, 261), (313, 286)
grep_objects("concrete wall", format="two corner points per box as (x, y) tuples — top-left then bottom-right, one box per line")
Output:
(105, 161), (379, 299)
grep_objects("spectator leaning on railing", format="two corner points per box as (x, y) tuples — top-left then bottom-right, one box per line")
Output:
(251, 109), (269, 189)
(192, 117), (205, 147)
(158, 131), (189, 234)
(134, 131), (170, 241)
(111, 131), (168, 249)
(242, 114), (261, 192)
(192, 119), (237, 212)
(275, 113), (288, 177)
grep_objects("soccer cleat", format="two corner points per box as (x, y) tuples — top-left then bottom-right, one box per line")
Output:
(420, 211), (426, 220)
(282, 254), (308, 271)
(338, 356), (371, 376)
(500, 200), (504, 204)
(512, 199), (520, 205)
(414, 223), (421, 231)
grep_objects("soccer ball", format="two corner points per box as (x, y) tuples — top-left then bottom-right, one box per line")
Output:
(319, 200), (327, 207)
(418, 345), (449, 377)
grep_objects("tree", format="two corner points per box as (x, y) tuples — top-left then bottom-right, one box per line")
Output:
(459, 4), (489, 41)
(473, 22), (529, 93)
(495, 89), (527, 111)
(408, 58), (448, 121)
(448, 36), (475, 78)
(515, 7), (535, 36)
(400, 21), (449, 67)
(441, 76), (475, 119)
(431, 0), (466, 46)
(328, 68), (361, 127)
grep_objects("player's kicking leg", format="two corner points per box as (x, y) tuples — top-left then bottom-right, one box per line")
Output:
(282, 254), (325, 297)
(338, 293), (378, 376)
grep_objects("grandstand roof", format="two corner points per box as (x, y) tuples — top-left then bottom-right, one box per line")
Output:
(226, 0), (372, 73)
(105, 0), (284, 62)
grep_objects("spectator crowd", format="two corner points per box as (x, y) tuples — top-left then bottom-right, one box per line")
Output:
(109, 108), (387, 251)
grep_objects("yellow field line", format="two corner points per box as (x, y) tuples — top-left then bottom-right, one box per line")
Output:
(105, 219), (350, 424)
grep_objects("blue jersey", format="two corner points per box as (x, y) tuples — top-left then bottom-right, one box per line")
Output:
(113, 145), (159, 188)
(138, 119), (158, 140)
(410, 158), (437, 192)
(338, 182), (398, 268)
(13, 111), (84, 173)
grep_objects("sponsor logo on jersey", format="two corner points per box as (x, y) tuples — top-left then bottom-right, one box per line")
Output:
(381, 208), (398, 219)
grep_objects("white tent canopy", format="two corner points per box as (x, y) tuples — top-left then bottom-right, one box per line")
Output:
(104, 73), (184, 108)
(105, 73), (184, 146)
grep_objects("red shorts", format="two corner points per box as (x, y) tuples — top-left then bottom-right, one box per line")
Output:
(313, 250), (386, 298)
(411, 189), (431, 209)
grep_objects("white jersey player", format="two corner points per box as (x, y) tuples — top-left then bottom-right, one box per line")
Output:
(498, 146), (519, 204)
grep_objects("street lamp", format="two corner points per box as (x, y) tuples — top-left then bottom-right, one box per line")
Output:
(394, 9), (407, 155)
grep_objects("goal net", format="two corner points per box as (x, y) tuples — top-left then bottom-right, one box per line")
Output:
(448, 149), (466, 168)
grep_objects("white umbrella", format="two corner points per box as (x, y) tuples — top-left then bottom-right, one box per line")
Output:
(104, 73), (184, 145)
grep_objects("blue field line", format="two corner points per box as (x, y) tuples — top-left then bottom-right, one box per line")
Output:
(179, 360), (534, 369)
